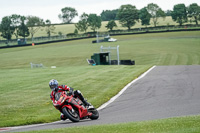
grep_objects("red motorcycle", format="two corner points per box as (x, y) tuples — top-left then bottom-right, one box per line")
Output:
(52, 91), (99, 122)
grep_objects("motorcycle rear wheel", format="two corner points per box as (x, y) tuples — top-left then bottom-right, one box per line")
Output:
(88, 108), (99, 120)
(62, 107), (80, 122)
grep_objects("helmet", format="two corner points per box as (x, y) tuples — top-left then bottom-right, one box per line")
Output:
(49, 79), (58, 91)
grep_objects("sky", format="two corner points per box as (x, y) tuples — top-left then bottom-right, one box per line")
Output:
(0, 0), (200, 24)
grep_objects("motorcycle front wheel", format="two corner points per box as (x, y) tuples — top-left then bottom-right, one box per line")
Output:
(62, 107), (80, 122)
(88, 108), (99, 120)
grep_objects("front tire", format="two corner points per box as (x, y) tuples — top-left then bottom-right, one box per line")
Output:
(88, 108), (99, 120)
(62, 107), (80, 122)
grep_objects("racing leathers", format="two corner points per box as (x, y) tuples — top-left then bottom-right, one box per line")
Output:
(50, 85), (91, 120)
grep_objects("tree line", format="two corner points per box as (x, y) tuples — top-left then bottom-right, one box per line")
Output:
(0, 3), (200, 43)
(76, 3), (200, 32)
(0, 15), (56, 43)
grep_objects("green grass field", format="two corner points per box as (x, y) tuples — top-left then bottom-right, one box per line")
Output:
(41, 16), (199, 36)
(0, 31), (200, 131)
(27, 16), (177, 37)
(20, 115), (200, 133)
(47, 16), (178, 35)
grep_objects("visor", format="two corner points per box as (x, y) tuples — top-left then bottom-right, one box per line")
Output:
(50, 84), (57, 90)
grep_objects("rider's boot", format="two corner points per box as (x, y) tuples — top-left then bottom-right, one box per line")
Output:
(83, 99), (94, 109)
(74, 90), (94, 109)
(83, 99), (90, 106)
(60, 113), (67, 120)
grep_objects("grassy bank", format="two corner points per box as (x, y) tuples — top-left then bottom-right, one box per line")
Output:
(0, 31), (200, 127)
(0, 65), (150, 127)
(1, 31), (200, 68)
(27, 16), (199, 37)
(20, 115), (200, 133)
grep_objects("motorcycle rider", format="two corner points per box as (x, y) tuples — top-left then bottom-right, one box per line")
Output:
(49, 79), (92, 120)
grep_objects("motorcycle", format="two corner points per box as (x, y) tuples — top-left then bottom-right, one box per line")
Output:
(52, 91), (99, 122)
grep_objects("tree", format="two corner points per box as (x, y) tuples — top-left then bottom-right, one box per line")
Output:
(58, 7), (78, 24)
(165, 10), (172, 16)
(171, 4), (187, 26)
(10, 14), (22, 39)
(139, 7), (151, 27)
(100, 9), (119, 21)
(146, 3), (166, 27)
(105, 20), (117, 31)
(75, 13), (89, 33)
(117, 4), (139, 30)
(88, 14), (102, 32)
(45, 20), (55, 38)
(18, 16), (30, 39)
(187, 3), (200, 25)
(26, 16), (45, 42)
(74, 29), (78, 35)
(0, 16), (15, 42)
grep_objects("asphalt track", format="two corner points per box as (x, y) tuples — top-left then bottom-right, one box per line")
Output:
(2, 65), (200, 132)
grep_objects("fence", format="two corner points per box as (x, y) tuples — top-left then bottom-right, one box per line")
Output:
(30, 62), (44, 68)
(0, 35), (68, 46)
(0, 25), (200, 47)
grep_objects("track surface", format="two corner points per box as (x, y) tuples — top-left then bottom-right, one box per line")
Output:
(3, 65), (200, 132)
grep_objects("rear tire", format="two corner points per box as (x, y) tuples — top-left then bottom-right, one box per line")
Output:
(62, 107), (80, 122)
(88, 108), (99, 120)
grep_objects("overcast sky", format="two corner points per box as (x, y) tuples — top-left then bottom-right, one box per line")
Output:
(0, 0), (200, 23)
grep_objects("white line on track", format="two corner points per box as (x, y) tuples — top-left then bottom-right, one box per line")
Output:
(97, 65), (156, 111)
(0, 121), (62, 132)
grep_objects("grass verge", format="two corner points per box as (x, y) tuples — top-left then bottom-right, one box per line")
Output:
(18, 115), (200, 133)
(0, 65), (151, 127)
